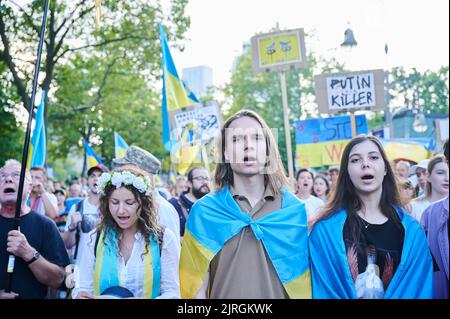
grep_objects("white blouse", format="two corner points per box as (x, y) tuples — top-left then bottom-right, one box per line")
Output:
(72, 228), (180, 299)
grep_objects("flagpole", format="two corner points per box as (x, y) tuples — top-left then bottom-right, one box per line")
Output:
(5, 0), (51, 293)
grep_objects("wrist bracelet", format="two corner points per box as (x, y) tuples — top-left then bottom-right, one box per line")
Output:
(68, 226), (77, 232)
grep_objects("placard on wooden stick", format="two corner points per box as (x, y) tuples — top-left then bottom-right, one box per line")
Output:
(251, 28), (307, 73)
(314, 69), (385, 114)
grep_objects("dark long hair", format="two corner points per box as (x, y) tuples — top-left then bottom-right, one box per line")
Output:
(97, 166), (163, 256)
(213, 109), (289, 195)
(311, 135), (404, 244)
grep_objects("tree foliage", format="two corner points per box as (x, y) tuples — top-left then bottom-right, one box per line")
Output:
(0, 0), (190, 172)
(389, 66), (449, 114)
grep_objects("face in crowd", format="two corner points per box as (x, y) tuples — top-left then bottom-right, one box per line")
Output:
(347, 140), (386, 195)
(188, 168), (211, 200)
(88, 169), (102, 194)
(416, 167), (428, 190)
(30, 169), (46, 194)
(55, 190), (66, 209)
(108, 186), (141, 231)
(68, 182), (82, 198)
(296, 170), (314, 195)
(224, 116), (268, 178)
(427, 160), (449, 197)
(313, 175), (329, 199)
(175, 178), (188, 196)
(395, 162), (409, 179)
(0, 163), (32, 206)
(329, 169), (339, 185)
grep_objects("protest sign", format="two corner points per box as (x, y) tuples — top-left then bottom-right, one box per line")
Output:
(315, 69), (385, 113)
(295, 115), (368, 168)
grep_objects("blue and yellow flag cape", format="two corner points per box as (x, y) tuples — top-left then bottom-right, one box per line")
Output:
(159, 23), (199, 152)
(309, 208), (433, 299)
(83, 139), (103, 169)
(180, 186), (312, 298)
(93, 229), (161, 298)
(114, 131), (129, 159)
(27, 90), (46, 168)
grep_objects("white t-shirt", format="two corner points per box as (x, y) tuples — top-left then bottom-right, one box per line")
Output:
(299, 195), (324, 221)
(410, 197), (432, 222)
(72, 228), (180, 299)
(65, 198), (100, 263)
(33, 192), (58, 217)
(154, 190), (181, 246)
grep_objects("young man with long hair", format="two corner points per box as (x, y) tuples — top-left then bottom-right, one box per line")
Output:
(179, 109), (311, 299)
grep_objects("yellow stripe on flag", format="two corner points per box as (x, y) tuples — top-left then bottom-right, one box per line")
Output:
(180, 230), (214, 298)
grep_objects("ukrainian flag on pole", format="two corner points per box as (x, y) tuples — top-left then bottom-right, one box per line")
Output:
(83, 139), (103, 168)
(27, 90), (46, 168)
(114, 131), (129, 159)
(159, 23), (199, 151)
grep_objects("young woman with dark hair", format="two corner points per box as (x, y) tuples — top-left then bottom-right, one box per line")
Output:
(309, 135), (433, 299)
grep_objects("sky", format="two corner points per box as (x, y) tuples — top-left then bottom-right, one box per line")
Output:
(171, 0), (449, 87)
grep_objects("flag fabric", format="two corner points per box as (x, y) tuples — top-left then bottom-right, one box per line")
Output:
(27, 91), (46, 168)
(83, 139), (103, 169)
(309, 207), (433, 298)
(171, 123), (201, 175)
(94, 229), (160, 298)
(180, 187), (312, 298)
(159, 23), (200, 152)
(114, 132), (129, 159)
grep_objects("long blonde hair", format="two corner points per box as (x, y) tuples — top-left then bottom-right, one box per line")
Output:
(213, 109), (289, 195)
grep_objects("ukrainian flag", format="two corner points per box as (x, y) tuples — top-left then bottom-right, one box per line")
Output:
(27, 91), (46, 168)
(159, 23), (199, 151)
(180, 187), (312, 299)
(83, 139), (103, 168)
(114, 131), (129, 159)
(171, 123), (201, 175)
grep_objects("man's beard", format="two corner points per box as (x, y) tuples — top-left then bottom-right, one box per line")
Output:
(192, 185), (210, 199)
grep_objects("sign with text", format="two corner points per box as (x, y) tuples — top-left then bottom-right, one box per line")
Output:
(315, 69), (385, 113)
(251, 28), (307, 73)
(294, 115), (368, 168)
(168, 100), (222, 146)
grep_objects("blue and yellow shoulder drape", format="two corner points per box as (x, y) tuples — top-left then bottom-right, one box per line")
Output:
(309, 208), (433, 299)
(180, 186), (311, 298)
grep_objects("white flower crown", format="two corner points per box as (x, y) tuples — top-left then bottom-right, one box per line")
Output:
(97, 171), (153, 195)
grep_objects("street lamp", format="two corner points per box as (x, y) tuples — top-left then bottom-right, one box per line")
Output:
(341, 27), (358, 48)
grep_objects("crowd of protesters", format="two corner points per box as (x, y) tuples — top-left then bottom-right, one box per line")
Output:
(0, 109), (448, 299)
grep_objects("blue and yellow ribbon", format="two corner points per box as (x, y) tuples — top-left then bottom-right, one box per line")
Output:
(94, 229), (160, 298)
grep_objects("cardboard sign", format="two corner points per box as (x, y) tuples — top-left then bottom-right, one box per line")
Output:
(315, 69), (385, 113)
(168, 100), (222, 146)
(294, 115), (368, 168)
(251, 28), (307, 73)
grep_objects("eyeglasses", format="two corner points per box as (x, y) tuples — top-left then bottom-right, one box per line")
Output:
(192, 176), (210, 182)
(0, 172), (21, 181)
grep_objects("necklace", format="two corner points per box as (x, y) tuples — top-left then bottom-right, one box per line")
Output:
(358, 215), (371, 229)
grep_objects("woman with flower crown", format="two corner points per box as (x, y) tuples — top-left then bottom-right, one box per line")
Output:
(72, 165), (180, 299)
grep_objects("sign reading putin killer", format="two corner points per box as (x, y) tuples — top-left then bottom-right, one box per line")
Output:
(314, 69), (385, 113)
(251, 28), (307, 73)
